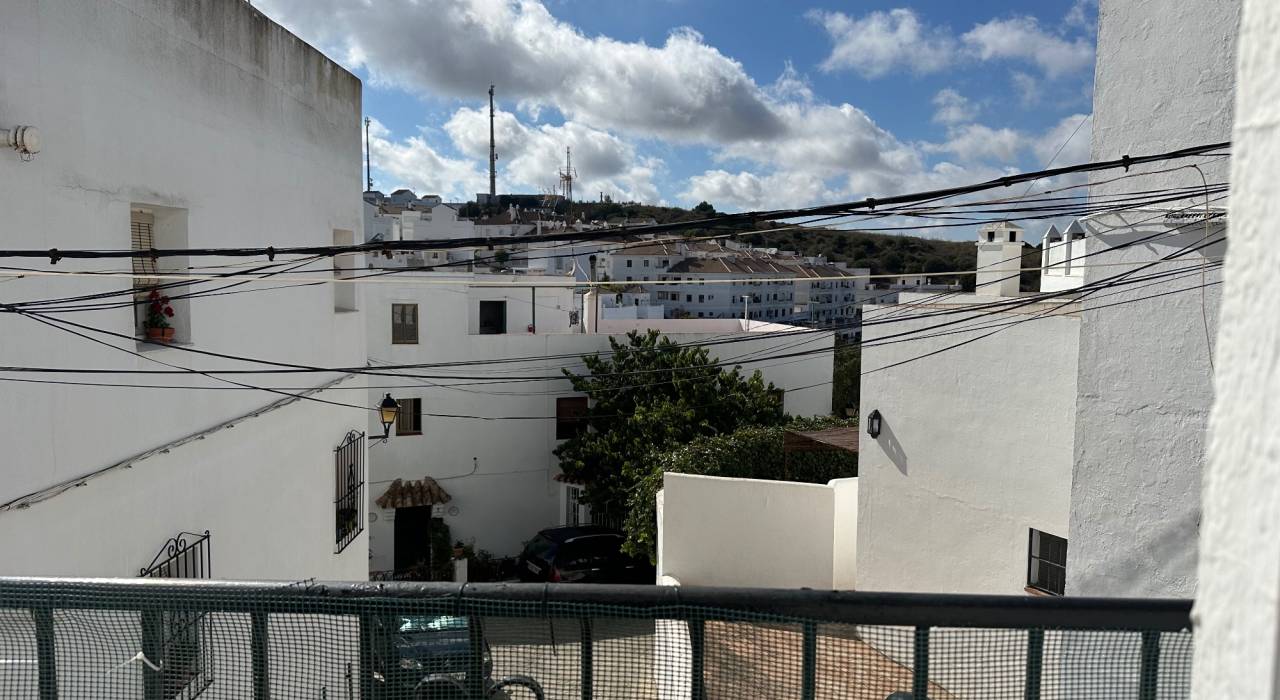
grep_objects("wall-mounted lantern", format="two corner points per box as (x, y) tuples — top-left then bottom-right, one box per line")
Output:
(866, 409), (882, 439)
(378, 393), (400, 440)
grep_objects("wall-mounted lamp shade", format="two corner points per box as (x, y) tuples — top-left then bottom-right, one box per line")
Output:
(379, 394), (400, 439)
(866, 409), (882, 439)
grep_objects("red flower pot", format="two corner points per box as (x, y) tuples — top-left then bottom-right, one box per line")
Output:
(146, 327), (176, 342)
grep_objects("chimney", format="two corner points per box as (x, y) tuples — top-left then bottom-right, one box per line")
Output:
(975, 221), (1025, 296)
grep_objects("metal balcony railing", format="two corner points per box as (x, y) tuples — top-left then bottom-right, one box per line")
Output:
(0, 578), (1192, 699)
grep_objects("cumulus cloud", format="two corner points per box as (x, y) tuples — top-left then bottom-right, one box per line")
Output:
(256, 0), (782, 144)
(932, 89), (977, 125)
(1032, 113), (1093, 167)
(443, 108), (663, 203)
(925, 124), (1025, 163)
(962, 17), (1094, 79)
(364, 119), (487, 200)
(809, 7), (1094, 81)
(682, 170), (832, 211)
(807, 9), (957, 78)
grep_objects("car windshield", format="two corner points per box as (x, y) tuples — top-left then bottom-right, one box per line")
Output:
(398, 615), (468, 633)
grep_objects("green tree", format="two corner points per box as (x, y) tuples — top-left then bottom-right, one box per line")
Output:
(555, 330), (786, 513)
(692, 201), (717, 217)
(830, 342), (861, 416)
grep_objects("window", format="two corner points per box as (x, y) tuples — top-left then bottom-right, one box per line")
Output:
(644, 276), (649, 281)
(643, 259), (650, 267)
(626, 276), (633, 282)
(1028, 529), (1067, 595)
(556, 397), (589, 439)
(131, 205), (190, 343)
(987, 231), (996, 242)
(660, 259), (668, 267)
(698, 294), (705, 302)
(396, 398), (422, 435)
(1008, 231), (1017, 243)
(479, 300), (506, 335)
(626, 259), (633, 268)
(392, 304), (419, 344)
(686, 294), (693, 303)
(334, 431), (365, 553)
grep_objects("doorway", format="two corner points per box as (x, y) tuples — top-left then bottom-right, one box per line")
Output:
(393, 505), (433, 573)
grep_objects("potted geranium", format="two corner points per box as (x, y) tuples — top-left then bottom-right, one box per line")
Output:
(144, 289), (176, 341)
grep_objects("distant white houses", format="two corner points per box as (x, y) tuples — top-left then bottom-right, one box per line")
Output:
(0, 0), (367, 582)
(362, 265), (835, 570)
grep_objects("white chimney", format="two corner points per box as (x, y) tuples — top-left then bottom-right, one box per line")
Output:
(975, 221), (1025, 296)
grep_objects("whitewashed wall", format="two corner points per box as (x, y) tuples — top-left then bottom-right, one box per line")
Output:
(857, 302), (1080, 594)
(1190, 0), (1280, 693)
(656, 473), (849, 589)
(0, 0), (367, 579)
(1066, 0), (1239, 598)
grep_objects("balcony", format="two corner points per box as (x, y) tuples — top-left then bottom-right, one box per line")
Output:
(0, 578), (1191, 699)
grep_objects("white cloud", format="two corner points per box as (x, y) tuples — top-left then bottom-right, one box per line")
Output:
(1064, 0), (1098, 31)
(256, 0), (783, 144)
(961, 17), (1094, 79)
(809, 7), (1094, 81)
(807, 8), (957, 78)
(365, 119), (487, 200)
(925, 124), (1025, 163)
(443, 108), (663, 203)
(932, 89), (977, 125)
(682, 170), (831, 211)
(1032, 113), (1093, 167)
(1011, 71), (1041, 107)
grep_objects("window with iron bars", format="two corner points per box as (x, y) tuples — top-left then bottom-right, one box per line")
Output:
(139, 531), (213, 700)
(1028, 528), (1067, 595)
(335, 431), (366, 553)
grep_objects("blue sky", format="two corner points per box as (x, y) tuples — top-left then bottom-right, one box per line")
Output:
(259, 0), (1096, 238)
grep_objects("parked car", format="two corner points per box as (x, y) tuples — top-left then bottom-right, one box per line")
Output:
(516, 526), (654, 584)
(391, 614), (544, 699)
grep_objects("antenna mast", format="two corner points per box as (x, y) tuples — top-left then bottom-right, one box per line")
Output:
(364, 116), (373, 192)
(558, 146), (576, 202)
(488, 85), (497, 202)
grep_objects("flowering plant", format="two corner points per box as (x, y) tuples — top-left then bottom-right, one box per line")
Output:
(144, 289), (175, 329)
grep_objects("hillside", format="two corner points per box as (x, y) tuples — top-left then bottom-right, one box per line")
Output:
(566, 200), (1041, 292)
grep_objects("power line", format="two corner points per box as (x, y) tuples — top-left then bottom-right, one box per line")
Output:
(0, 141), (1230, 263)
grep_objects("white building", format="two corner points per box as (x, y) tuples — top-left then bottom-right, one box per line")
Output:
(856, 228), (1081, 594)
(856, 0), (1232, 600)
(0, 0), (367, 581)
(363, 272), (834, 568)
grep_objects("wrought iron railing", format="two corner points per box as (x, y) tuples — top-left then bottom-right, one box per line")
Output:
(335, 430), (365, 554)
(138, 532), (213, 699)
(0, 578), (1192, 699)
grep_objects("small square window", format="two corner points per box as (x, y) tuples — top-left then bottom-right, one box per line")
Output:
(1027, 529), (1067, 596)
(396, 398), (422, 435)
(392, 304), (419, 344)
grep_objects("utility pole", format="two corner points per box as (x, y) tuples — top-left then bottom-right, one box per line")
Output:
(364, 116), (373, 192)
(488, 85), (497, 203)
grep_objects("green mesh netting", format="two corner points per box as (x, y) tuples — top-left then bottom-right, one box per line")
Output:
(0, 579), (1192, 699)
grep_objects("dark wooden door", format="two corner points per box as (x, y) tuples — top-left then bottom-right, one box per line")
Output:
(394, 505), (432, 572)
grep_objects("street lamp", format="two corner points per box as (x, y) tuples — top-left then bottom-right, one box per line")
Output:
(379, 393), (400, 441)
(866, 409), (882, 439)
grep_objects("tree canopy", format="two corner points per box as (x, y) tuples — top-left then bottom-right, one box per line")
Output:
(554, 330), (787, 511)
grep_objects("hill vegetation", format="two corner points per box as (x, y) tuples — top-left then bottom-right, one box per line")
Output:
(566, 200), (1042, 292)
